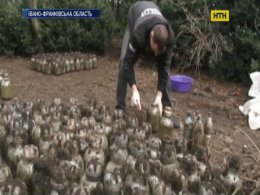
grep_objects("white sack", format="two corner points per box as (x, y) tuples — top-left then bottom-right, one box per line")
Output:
(239, 72), (260, 130)
(248, 71), (260, 98)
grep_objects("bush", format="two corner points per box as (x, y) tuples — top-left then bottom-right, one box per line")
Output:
(159, 0), (260, 84)
(0, 0), (115, 56)
(38, 0), (114, 54)
(209, 27), (260, 84)
(0, 0), (36, 56)
(108, 0), (138, 34)
(210, 1), (260, 84)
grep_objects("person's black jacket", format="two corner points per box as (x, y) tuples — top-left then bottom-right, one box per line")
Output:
(123, 1), (174, 93)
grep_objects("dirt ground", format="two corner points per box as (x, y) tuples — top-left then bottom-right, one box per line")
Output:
(1, 36), (260, 192)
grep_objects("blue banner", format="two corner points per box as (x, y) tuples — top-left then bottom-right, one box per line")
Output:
(22, 9), (101, 19)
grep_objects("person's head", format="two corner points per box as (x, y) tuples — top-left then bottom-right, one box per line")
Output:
(150, 24), (168, 56)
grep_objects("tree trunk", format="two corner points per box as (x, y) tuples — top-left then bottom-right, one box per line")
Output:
(25, 0), (44, 53)
(116, 0), (120, 19)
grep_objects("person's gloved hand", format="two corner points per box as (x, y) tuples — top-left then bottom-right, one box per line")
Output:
(131, 88), (141, 110)
(153, 94), (163, 116)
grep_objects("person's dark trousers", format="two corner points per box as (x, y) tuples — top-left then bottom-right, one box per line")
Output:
(162, 69), (172, 108)
(116, 26), (130, 111)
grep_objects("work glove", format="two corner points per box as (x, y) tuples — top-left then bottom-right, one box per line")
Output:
(131, 89), (141, 110)
(153, 95), (163, 116)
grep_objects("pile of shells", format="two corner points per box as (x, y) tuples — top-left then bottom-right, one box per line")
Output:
(0, 98), (258, 195)
(30, 52), (97, 75)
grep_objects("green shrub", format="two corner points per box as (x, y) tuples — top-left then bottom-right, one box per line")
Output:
(159, 0), (260, 84)
(0, 0), (36, 56)
(108, 0), (138, 34)
(0, 0), (115, 56)
(209, 27), (260, 84)
(38, 0), (114, 54)
(208, 1), (260, 84)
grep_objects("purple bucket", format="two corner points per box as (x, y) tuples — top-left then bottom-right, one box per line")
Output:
(170, 75), (193, 93)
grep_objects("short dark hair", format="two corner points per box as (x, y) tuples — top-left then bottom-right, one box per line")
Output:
(151, 24), (168, 52)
